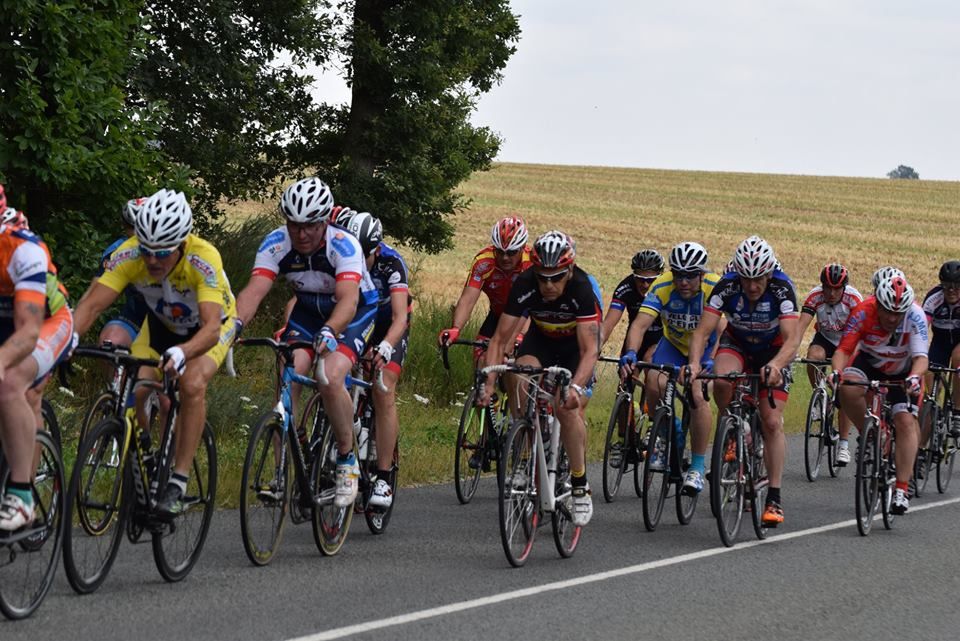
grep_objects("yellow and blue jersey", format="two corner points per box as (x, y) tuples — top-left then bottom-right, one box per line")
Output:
(639, 270), (720, 355)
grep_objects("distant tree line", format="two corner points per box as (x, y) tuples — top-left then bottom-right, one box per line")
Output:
(887, 165), (919, 180)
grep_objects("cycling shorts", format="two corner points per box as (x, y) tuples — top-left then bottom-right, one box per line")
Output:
(651, 336), (714, 371)
(103, 294), (149, 342)
(843, 355), (917, 417)
(132, 312), (236, 369)
(283, 300), (377, 363)
(515, 328), (595, 391)
(30, 306), (75, 388)
(369, 323), (409, 375)
(717, 334), (791, 401)
(927, 335), (960, 368)
(809, 331), (838, 359)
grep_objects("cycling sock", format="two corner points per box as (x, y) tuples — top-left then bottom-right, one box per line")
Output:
(6, 481), (33, 507)
(767, 487), (781, 504)
(169, 472), (188, 494)
(691, 453), (706, 474)
(839, 439), (849, 450)
(377, 470), (392, 482)
(336, 451), (357, 466)
(896, 480), (909, 493)
(571, 469), (587, 488)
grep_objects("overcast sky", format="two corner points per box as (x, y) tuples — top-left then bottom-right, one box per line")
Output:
(315, 1), (960, 181)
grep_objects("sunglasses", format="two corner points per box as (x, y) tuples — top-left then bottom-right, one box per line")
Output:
(942, 282), (960, 291)
(536, 271), (568, 283)
(140, 246), (178, 259)
(495, 248), (521, 257)
(673, 271), (701, 282)
(632, 274), (658, 283)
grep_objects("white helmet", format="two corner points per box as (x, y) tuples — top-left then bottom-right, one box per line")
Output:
(871, 266), (904, 291)
(333, 206), (356, 228)
(280, 177), (334, 224)
(490, 216), (528, 252)
(733, 235), (777, 278)
(122, 197), (145, 227)
(136, 189), (193, 250)
(346, 212), (383, 257)
(875, 274), (915, 313)
(669, 241), (708, 273)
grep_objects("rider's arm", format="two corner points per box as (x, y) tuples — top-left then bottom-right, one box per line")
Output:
(600, 306), (622, 348)
(622, 310), (654, 353)
(235, 274), (274, 326)
(831, 347), (851, 373)
(73, 282), (121, 336)
(325, 278), (360, 335)
(0, 295), (44, 372)
(485, 312), (523, 371)
(770, 315), (802, 371)
(450, 284), (483, 331)
(688, 310), (721, 373)
(797, 311), (815, 340)
(909, 355), (929, 379)
(381, 289), (409, 348)
(177, 301), (224, 361)
(573, 319), (601, 389)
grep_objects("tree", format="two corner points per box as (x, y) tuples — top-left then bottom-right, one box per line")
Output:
(887, 165), (919, 180)
(312, 0), (521, 252)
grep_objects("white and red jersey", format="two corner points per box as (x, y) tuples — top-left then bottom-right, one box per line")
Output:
(837, 296), (928, 374)
(801, 285), (863, 346)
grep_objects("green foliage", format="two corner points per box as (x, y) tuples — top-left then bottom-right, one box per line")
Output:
(39, 209), (114, 299)
(887, 164), (919, 180)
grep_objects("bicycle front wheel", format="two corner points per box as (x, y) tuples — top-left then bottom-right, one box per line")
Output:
(40, 399), (61, 452)
(311, 422), (354, 556)
(0, 431), (65, 620)
(62, 417), (128, 594)
(675, 414), (697, 526)
(938, 427), (957, 493)
(749, 419), (769, 541)
(915, 399), (938, 497)
(152, 421), (217, 582)
(499, 420), (538, 567)
(855, 419), (880, 536)
(881, 432), (897, 531)
(551, 446), (580, 558)
(454, 388), (486, 504)
(804, 387), (827, 482)
(365, 439), (399, 535)
(602, 392), (630, 502)
(711, 415), (745, 547)
(77, 392), (116, 452)
(239, 412), (290, 566)
(641, 409), (671, 532)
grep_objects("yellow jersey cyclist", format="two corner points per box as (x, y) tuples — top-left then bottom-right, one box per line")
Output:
(235, 177), (378, 508)
(688, 235), (802, 527)
(600, 249), (665, 360)
(343, 212), (411, 508)
(73, 189), (238, 519)
(620, 241), (721, 495)
(438, 216), (532, 360)
(479, 230), (602, 526)
(0, 188), (74, 531)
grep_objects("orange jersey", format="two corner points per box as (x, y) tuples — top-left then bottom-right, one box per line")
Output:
(0, 225), (54, 330)
(465, 244), (532, 316)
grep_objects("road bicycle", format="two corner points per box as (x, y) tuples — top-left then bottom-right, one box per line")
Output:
(0, 430), (64, 620)
(442, 337), (511, 504)
(797, 358), (841, 481)
(843, 379), (906, 536)
(600, 355), (649, 503)
(62, 344), (217, 592)
(916, 364), (960, 495)
(700, 369), (782, 547)
(480, 363), (579, 568)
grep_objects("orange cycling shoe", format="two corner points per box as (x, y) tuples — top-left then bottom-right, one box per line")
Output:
(761, 500), (784, 527)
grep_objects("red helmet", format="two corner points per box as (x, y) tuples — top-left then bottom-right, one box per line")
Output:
(875, 275), (914, 313)
(820, 263), (849, 288)
(532, 230), (576, 269)
(491, 216), (528, 253)
(0, 184), (6, 211)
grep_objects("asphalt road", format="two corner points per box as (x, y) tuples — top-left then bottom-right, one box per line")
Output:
(6, 436), (960, 641)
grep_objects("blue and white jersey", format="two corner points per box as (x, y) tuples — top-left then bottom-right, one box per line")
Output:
(369, 242), (410, 326)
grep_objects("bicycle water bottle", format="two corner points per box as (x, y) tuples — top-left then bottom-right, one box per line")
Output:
(354, 418), (369, 460)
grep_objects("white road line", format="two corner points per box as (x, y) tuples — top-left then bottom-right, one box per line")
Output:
(288, 496), (960, 641)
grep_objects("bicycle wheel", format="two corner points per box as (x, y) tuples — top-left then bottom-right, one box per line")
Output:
(311, 422), (354, 556)
(77, 391), (116, 451)
(601, 392), (630, 503)
(0, 431), (65, 620)
(551, 445), (581, 558)
(40, 399), (61, 452)
(641, 408), (671, 532)
(938, 420), (957, 494)
(881, 434), (896, 531)
(915, 399), (938, 497)
(499, 419), (538, 567)
(675, 414), (697, 526)
(749, 419), (769, 540)
(365, 440), (399, 535)
(825, 402), (841, 478)
(454, 388), (486, 504)
(855, 419), (880, 536)
(710, 415), (745, 547)
(632, 411), (650, 498)
(152, 421), (217, 582)
(239, 412), (290, 566)
(803, 387), (827, 482)
(62, 417), (128, 594)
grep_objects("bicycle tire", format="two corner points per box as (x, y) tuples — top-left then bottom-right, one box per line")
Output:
(152, 421), (217, 582)
(602, 392), (631, 503)
(62, 417), (128, 594)
(938, 435), (957, 493)
(675, 413), (697, 525)
(881, 429), (896, 531)
(749, 416), (769, 540)
(551, 445), (581, 558)
(499, 419), (538, 567)
(454, 388), (485, 504)
(0, 431), (65, 620)
(311, 422), (354, 556)
(825, 401), (841, 478)
(239, 412), (290, 566)
(803, 387), (827, 482)
(855, 419), (880, 536)
(290, 392), (325, 525)
(641, 408), (671, 532)
(711, 415), (745, 547)
(40, 398), (61, 452)
(915, 399), (938, 497)
(632, 412), (649, 498)
(365, 440), (399, 535)
(77, 391), (116, 453)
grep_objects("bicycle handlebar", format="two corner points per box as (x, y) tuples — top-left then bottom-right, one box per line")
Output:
(315, 355), (389, 393)
(698, 367), (786, 409)
(440, 338), (489, 370)
(73, 344), (159, 370)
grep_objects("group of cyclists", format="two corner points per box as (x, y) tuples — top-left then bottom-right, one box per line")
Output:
(0, 176), (957, 580)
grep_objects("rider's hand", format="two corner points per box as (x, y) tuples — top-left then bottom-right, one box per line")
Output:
(829, 370), (842, 388)
(162, 346), (186, 378)
(513, 332), (525, 354)
(476, 376), (496, 407)
(906, 375), (922, 397)
(313, 325), (338, 356)
(272, 325), (287, 342)
(687, 361), (702, 382)
(618, 349), (638, 379)
(373, 340), (394, 369)
(763, 365), (783, 388)
(438, 327), (460, 347)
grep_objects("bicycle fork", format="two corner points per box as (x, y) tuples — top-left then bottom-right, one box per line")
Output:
(536, 416), (564, 514)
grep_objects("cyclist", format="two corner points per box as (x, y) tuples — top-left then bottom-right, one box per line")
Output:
(235, 177), (378, 508)
(72, 189), (238, 519)
(600, 249), (664, 358)
(621, 241), (721, 495)
(344, 212), (410, 508)
(833, 274), (928, 514)
(688, 235), (801, 527)
(478, 230), (601, 526)
(0, 203), (74, 531)
(438, 216), (531, 360)
(797, 263), (863, 464)
(923, 260), (960, 438)
(2, 207), (29, 229)
(871, 266), (904, 293)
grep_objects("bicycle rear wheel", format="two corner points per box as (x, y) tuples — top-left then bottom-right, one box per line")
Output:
(152, 421), (217, 582)
(551, 446), (580, 558)
(915, 399), (938, 497)
(749, 420), (769, 540)
(825, 403), (841, 478)
(641, 409), (671, 532)
(675, 412), (697, 525)
(499, 420), (538, 567)
(711, 415), (745, 547)
(311, 422), (354, 556)
(40, 399), (61, 452)
(62, 417), (127, 594)
(602, 392), (630, 502)
(855, 419), (880, 536)
(239, 412), (290, 566)
(881, 433), (896, 530)
(938, 429), (957, 493)
(803, 387), (827, 482)
(454, 389), (486, 504)
(0, 431), (65, 620)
